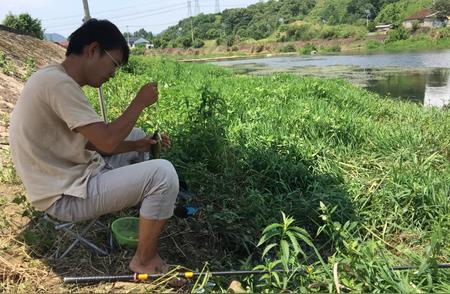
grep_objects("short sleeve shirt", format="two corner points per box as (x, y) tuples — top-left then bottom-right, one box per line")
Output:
(8, 64), (105, 210)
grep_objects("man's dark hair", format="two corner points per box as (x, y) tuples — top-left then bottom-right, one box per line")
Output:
(66, 19), (129, 64)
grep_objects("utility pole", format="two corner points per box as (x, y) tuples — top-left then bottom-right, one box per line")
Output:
(187, 0), (192, 17)
(194, 0), (200, 16)
(81, 0), (107, 122)
(215, 0), (220, 13)
(187, 0), (194, 43)
(82, 0), (91, 22)
(126, 25), (130, 46)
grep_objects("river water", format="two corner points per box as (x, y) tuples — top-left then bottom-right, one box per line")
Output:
(212, 50), (450, 107)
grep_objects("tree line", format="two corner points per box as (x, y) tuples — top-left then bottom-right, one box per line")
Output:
(2, 0), (449, 48)
(149, 0), (449, 48)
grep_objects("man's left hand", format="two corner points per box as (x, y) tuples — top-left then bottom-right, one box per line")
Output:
(134, 133), (171, 153)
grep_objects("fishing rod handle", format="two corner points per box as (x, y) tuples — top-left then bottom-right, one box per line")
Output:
(64, 275), (135, 283)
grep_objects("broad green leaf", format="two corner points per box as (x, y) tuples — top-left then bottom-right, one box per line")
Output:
(272, 271), (281, 285)
(257, 229), (281, 247)
(261, 223), (283, 235)
(280, 239), (290, 264)
(286, 231), (304, 256)
(262, 243), (277, 258)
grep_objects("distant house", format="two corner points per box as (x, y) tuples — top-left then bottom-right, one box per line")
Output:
(127, 36), (153, 48)
(127, 36), (138, 47)
(402, 9), (447, 29)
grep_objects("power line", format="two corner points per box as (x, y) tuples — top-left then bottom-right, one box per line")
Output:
(124, 21), (179, 29)
(45, 4), (186, 30)
(44, 1), (259, 34)
(44, 2), (184, 25)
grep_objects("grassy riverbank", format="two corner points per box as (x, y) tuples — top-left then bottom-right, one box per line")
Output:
(138, 28), (450, 61)
(1, 56), (449, 292)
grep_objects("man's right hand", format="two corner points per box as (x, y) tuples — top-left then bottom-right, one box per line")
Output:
(135, 82), (158, 108)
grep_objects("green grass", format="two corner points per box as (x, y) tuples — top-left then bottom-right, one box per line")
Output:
(80, 56), (450, 292)
(2, 55), (448, 292)
(385, 30), (450, 52)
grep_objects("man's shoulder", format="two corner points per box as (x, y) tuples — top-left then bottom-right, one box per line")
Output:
(34, 64), (67, 80)
(27, 64), (76, 91)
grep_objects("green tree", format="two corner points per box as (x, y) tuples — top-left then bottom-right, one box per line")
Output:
(347, 0), (375, 23)
(433, 0), (450, 20)
(375, 2), (404, 25)
(2, 13), (44, 39)
(181, 36), (193, 48)
(133, 28), (153, 40)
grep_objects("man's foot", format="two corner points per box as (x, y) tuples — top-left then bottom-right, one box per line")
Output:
(129, 253), (167, 273)
(129, 254), (186, 287)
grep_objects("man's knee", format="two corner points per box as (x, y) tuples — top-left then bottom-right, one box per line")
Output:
(140, 159), (179, 219)
(152, 159), (179, 196)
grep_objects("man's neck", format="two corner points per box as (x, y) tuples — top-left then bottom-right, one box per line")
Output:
(61, 56), (87, 87)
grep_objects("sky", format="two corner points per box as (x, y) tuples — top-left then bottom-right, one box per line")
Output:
(0, 0), (261, 38)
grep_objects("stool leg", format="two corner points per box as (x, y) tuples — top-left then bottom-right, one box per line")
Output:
(43, 215), (110, 259)
(58, 219), (109, 259)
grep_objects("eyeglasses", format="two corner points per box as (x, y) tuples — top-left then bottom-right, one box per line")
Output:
(103, 49), (121, 69)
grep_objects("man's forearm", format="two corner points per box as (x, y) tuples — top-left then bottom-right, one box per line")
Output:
(86, 140), (140, 156)
(103, 101), (145, 149)
(76, 84), (157, 154)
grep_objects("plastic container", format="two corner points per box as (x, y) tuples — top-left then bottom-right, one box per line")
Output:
(111, 216), (139, 248)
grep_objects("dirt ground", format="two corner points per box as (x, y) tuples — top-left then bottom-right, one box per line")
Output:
(0, 29), (65, 147)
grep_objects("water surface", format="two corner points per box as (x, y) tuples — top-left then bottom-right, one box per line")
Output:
(212, 50), (450, 107)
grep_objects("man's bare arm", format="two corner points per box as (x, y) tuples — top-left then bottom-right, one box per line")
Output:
(75, 83), (158, 153)
(85, 140), (137, 156)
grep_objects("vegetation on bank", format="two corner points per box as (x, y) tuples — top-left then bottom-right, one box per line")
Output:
(132, 27), (450, 61)
(143, 0), (449, 50)
(2, 56), (448, 292)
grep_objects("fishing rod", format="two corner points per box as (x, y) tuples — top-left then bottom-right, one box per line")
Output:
(63, 269), (301, 284)
(63, 263), (450, 284)
(391, 263), (450, 271)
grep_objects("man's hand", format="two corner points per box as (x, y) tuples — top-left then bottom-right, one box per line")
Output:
(135, 82), (158, 109)
(134, 136), (157, 153)
(160, 133), (171, 150)
(134, 133), (171, 153)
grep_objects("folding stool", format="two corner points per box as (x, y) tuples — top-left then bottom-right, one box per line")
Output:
(43, 214), (112, 259)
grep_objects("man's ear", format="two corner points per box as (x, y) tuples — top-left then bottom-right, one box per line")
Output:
(84, 41), (100, 59)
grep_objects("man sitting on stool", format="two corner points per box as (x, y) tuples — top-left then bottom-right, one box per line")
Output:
(8, 19), (178, 274)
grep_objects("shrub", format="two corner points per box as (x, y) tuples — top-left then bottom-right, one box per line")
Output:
(23, 57), (36, 80)
(298, 43), (317, 55)
(387, 27), (410, 43)
(320, 27), (338, 39)
(0, 51), (16, 76)
(216, 37), (225, 46)
(252, 45), (264, 53)
(226, 35), (234, 47)
(130, 46), (145, 55)
(278, 44), (296, 53)
(412, 20), (421, 32)
(193, 39), (205, 48)
(365, 40), (382, 50)
(368, 21), (376, 32)
(320, 44), (341, 53)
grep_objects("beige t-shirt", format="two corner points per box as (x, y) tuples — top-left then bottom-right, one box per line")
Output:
(8, 64), (105, 211)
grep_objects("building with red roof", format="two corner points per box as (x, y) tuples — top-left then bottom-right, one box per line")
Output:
(403, 8), (448, 29)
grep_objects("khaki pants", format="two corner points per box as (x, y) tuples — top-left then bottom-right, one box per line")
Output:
(46, 128), (179, 222)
